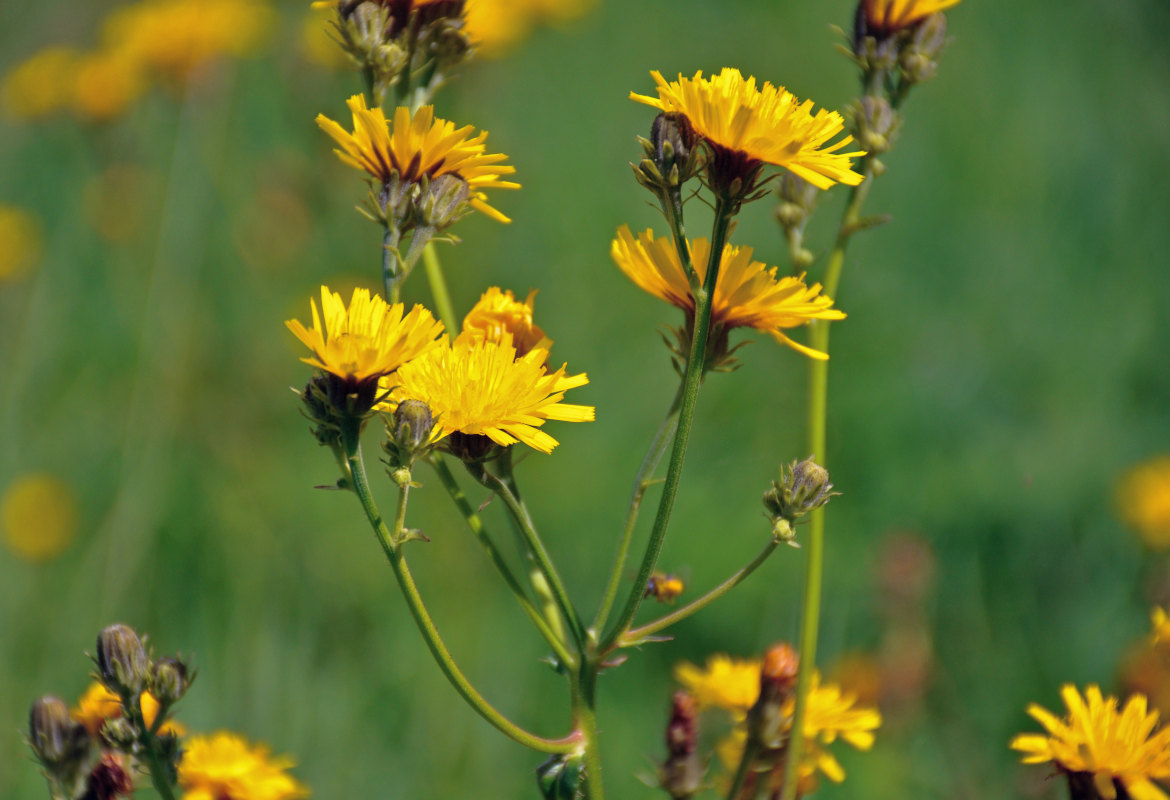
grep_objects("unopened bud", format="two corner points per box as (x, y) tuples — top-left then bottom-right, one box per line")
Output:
(853, 96), (900, 155)
(633, 113), (702, 195)
(660, 691), (704, 799)
(749, 642), (801, 748)
(763, 457), (838, 544)
(86, 752), (134, 800)
(537, 753), (586, 800)
(29, 696), (88, 768)
(96, 624), (149, 696)
(101, 717), (138, 750)
(150, 658), (190, 706)
(900, 13), (948, 85)
(415, 173), (471, 230)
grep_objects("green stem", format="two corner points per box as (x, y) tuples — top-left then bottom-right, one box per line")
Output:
(478, 468), (587, 648)
(600, 196), (735, 651)
(429, 455), (575, 668)
(382, 225), (402, 304)
(577, 692), (606, 800)
(725, 738), (759, 800)
(131, 695), (176, 800)
(779, 159), (874, 800)
(621, 540), (778, 644)
(422, 241), (458, 333)
(343, 424), (578, 753)
(592, 384), (683, 634)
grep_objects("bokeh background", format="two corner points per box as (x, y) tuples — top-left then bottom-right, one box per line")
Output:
(3, 0), (1170, 797)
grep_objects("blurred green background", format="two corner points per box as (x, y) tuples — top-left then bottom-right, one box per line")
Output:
(3, 0), (1170, 797)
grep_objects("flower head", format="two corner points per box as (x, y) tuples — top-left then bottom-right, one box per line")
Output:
(391, 334), (593, 454)
(71, 682), (185, 737)
(286, 286), (443, 382)
(1119, 456), (1170, 550)
(178, 731), (309, 800)
(460, 287), (549, 357)
(611, 225), (844, 359)
(674, 655), (762, 718)
(862, 0), (961, 34)
(631, 69), (863, 192)
(316, 95), (519, 222)
(1011, 684), (1170, 800)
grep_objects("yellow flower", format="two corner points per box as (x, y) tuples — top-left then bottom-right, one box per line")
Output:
(630, 68), (864, 191)
(286, 286), (443, 382)
(73, 51), (145, 121)
(863, 0), (961, 33)
(72, 682), (186, 737)
(178, 731), (309, 800)
(1, 473), (76, 562)
(1154, 608), (1170, 651)
(2, 47), (82, 119)
(611, 226), (844, 359)
(316, 95), (519, 223)
(460, 287), (550, 357)
(463, 0), (597, 55)
(1119, 456), (1170, 549)
(1011, 684), (1170, 800)
(391, 334), (593, 454)
(674, 655), (762, 718)
(0, 205), (43, 282)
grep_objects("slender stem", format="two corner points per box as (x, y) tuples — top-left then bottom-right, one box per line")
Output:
(429, 455), (575, 667)
(131, 695), (176, 800)
(575, 668), (606, 800)
(601, 196), (735, 651)
(621, 540), (778, 644)
(422, 242), (459, 333)
(725, 738), (759, 800)
(382, 225), (402, 304)
(779, 160), (874, 800)
(592, 384), (683, 633)
(479, 469), (587, 648)
(342, 424), (578, 753)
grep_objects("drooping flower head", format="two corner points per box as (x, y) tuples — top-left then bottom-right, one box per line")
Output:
(391, 334), (593, 454)
(1119, 456), (1170, 550)
(459, 287), (550, 357)
(611, 226), (844, 360)
(1011, 684), (1170, 800)
(631, 69), (864, 197)
(861, 0), (960, 35)
(316, 95), (519, 223)
(178, 731), (309, 800)
(286, 287), (442, 415)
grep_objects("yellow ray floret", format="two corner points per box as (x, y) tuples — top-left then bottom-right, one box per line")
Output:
(1011, 684), (1170, 800)
(863, 0), (961, 32)
(393, 334), (593, 454)
(611, 226), (844, 358)
(286, 286), (443, 381)
(316, 94), (519, 222)
(630, 69), (864, 190)
(459, 286), (550, 357)
(179, 731), (309, 800)
(674, 654), (762, 718)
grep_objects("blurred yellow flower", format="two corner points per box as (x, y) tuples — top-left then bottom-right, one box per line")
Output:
(631, 68), (864, 191)
(611, 225), (845, 358)
(863, 0), (961, 33)
(1011, 684), (1170, 800)
(391, 334), (593, 454)
(72, 682), (186, 737)
(1153, 607), (1170, 652)
(1119, 456), (1170, 549)
(463, 0), (596, 54)
(73, 51), (145, 121)
(459, 287), (549, 357)
(286, 286), (443, 382)
(2, 47), (81, 119)
(317, 95), (519, 222)
(1, 473), (76, 562)
(178, 731), (309, 800)
(298, 9), (351, 70)
(674, 654), (761, 718)
(0, 205), (43, 282)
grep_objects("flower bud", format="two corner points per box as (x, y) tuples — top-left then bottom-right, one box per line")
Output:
(150, 657), (191, 706)
(384, 399), (436, 467)
(415, 173), (471, 230)
(852, 96), (900, 156)
(100, 716), (138, 750)
(29, 696), (88, 768)
(632, 113), (703, 195)
(86, 752), (134, 800)
(749, 642), (800, 748)
(659, 691), (704, 799)
(763, 457), (838, 544)
(96, 624), (149, 696)
(537, 753), (586, 800)
(900, 13), (948, 85)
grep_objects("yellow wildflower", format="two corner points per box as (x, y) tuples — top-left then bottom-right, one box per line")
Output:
(631, 68), (863, 191)
(459, 287), (549, 357)
(286, 286), (443, 382)
(73, 51), (145, 121)
(463, 0), (597, 55)
(2, 47), (81, 119)
(316, 95), (519, 222)
(1011, 684), (1170, 800)
(0, 205), (43, 282)
(673, 655), (761, 718)
(611, 225), (844, 358)
(392, 334), (593, 454)
(178, 731), (309, 800)
(1, 473), (76, 563)
(72, 682), (185, 737)
(1119, 456), (1170, 549)
(863, 0), (961, 34)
